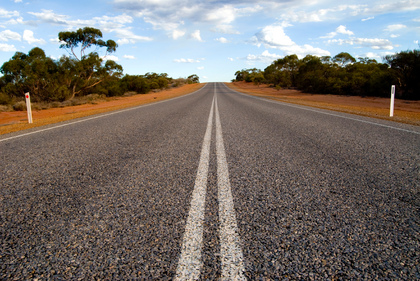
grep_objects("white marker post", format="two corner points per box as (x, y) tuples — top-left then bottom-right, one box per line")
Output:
(25, 92), (33, 124)
(390, 85), (395, 117)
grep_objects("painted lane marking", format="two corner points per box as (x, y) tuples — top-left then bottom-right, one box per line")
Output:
(175, 95), (215, 280)
(215, 95), (246, 280)
(176, 84), (245, 279)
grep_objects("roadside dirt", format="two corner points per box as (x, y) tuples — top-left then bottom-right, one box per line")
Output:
(227, 81), (420, 126)
(0, 83), (204, 135)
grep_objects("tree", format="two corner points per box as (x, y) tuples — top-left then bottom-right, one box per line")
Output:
(187, 74), (200, 84)
(234, 70), (246, 81)
(0, 52), (28, 97)
(57, 27), (122, 99)
(65, 53), (123, 99)
(0, 48), (63, 101)
(236, 51), (399, 98)
(332, 52), (356, 67)
(384, 49), (420, 99)
(58, 27), (117, 61)
(263, 55), (300, 88)
(252, 72), (264, 86)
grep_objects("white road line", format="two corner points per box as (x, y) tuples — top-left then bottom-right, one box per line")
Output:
(175, 95), (215, 280)
(215, 95), (246, 280)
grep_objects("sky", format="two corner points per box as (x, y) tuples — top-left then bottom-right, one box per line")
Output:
(0, 0), (419, 82)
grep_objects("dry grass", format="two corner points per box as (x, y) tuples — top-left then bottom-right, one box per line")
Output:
(226, 82), (420, 126)
(0, 83), (204, 135)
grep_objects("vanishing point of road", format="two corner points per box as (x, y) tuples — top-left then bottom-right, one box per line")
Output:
(1, 83), (419, 279)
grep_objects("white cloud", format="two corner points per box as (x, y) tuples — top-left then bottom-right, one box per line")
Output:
(4, 16), (25, 25)
(321, 25), (354, 38)
(94, 14), (134, 33)
(360, 52), (381, 60)
(23, 30), (46, 45)
(253, 25), (294, 48)
(28, 9), (71, 25)
(191, 30), (203, 42)
(385, 24), (407, 32)
(0, 30), (21, 41)
(215, 37), (228, 43)
(123, 55), (136, 60)
(96, 14), (133, 25)
(172, 29), (185, 40)
(0, 8), (19, 18)
(289, 44), (331, 57)
(280, 5), (364, 23)
(27, 9), (136, 36)
(113, 0), (260, 36)
(279, 1), (420, 24)
(115, 29), (153, 44)
(50, 38), (60, 44)
(336, 25), (354, 36)
(228, 57), (234, 61)
(27, 9), (142, 44)
(174, 58), (201, 63)
(364, 0), (420, 14)
(362, 16), (374, 21)
(14, 0), (23, 2)
(102, 55), (119, 61)
(0, 43), (17, 52)
(328, 37), (394, 50)
(252, 24), (330, 58)
(197, 66), (204, 70)
(205, 5), (236, 24)
(246, 50), (282, 63)
(212, 24), (240, 35)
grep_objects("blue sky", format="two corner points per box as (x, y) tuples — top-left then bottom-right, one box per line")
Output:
(0, 0), (419, 82)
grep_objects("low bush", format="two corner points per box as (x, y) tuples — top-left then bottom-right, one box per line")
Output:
(13, 101), (26, 111)
(0, 105), (12, 112)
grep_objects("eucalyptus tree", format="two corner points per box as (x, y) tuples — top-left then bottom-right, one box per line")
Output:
(57, 27), (122, 99)
(385, 49), (420, 99)
(0, 47), (62, 101)
(58, 27), (118, 61)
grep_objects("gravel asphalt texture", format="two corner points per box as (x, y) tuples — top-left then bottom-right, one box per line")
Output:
(1, 82), (419, 279)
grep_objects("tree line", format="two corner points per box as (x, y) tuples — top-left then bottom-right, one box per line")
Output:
(234, 50), (420, 100)
(0, 27), (199, 109)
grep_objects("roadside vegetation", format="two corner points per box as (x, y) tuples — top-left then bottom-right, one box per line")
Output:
(0, 27), (200, 112)
(234, 50), (420, 100)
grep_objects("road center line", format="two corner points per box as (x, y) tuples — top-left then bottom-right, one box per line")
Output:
(175, 95), (215, 280)
(176, 85), (245, 280)
(215, 94), (246, 280)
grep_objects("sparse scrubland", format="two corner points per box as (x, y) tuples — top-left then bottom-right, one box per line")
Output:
(0, 27), (200, 112)
(234, 50), (420, 100)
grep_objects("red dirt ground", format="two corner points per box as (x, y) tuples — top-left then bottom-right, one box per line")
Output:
(0, 83), (204, 135)
(227, 81), (420, 126)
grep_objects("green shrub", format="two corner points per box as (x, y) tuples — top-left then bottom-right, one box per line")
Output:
(0, 92), (11, 105)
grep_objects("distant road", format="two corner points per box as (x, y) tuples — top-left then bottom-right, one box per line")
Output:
(1, 82), (419, 279)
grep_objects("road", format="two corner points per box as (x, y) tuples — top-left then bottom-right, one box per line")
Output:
(1, 82), (419, 279)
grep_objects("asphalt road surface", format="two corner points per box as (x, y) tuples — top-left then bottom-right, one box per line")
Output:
(1, 82), (419, 280)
